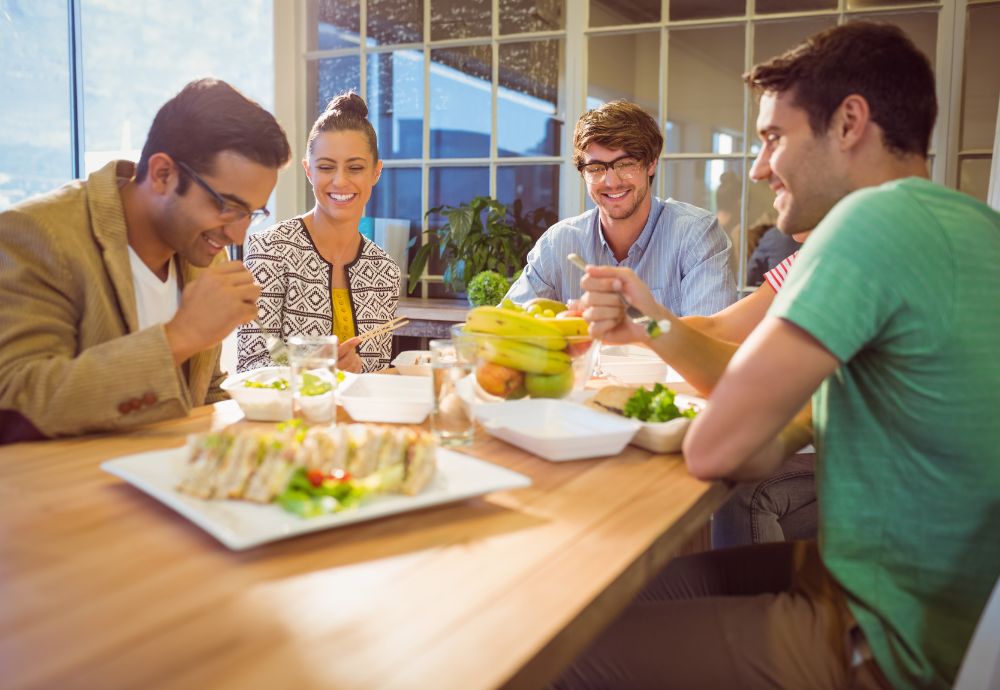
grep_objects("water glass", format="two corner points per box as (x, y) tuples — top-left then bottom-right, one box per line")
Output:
(288, 335), (339, 424)
(429, 338), (475, 446)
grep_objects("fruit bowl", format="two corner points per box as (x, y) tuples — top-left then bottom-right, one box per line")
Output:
(451, 306), (598, 402)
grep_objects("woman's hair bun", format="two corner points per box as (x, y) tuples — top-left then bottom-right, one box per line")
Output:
(325, 91), (368, 118)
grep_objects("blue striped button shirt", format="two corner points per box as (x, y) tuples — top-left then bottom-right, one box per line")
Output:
(505, 197), (737, 316)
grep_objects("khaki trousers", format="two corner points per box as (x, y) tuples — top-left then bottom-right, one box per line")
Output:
(553, 541), (894, 690)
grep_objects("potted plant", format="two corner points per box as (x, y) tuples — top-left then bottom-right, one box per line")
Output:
(407, 196), (545, 296)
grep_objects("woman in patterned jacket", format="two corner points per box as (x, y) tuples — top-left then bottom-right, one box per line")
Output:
(237, 92), (400, 373)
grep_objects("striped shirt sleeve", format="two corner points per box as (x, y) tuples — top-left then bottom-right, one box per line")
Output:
(763, 251), (799, 292)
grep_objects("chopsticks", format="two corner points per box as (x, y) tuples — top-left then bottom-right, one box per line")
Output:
(356, 316), (409, 344)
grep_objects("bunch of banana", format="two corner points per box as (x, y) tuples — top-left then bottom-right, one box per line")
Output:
(464, 306), (567, 350)
(461, 300), (597, 399)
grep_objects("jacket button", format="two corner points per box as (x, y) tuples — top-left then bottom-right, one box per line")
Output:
(142, 392), (157, 406)
(118, 402), (131, 415)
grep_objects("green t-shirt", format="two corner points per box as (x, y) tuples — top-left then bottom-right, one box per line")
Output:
(770, 177), (1000, 690)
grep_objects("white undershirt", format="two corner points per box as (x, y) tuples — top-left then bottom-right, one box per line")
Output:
(127, 246), (180, 330)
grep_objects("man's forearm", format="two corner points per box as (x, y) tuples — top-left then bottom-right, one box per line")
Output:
(648, 310), (739, 396)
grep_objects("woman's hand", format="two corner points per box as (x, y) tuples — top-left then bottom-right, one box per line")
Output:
(337, 336), (363, 373)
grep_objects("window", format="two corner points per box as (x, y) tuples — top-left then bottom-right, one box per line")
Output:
(294, 1), (998, 297)
(304, 0), (566, 298)
(0, 2), (72, 208)
(0, 0), (273, 209)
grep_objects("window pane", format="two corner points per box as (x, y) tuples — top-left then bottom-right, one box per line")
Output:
(662, 159), (744, 255)
(430, 46), (492, 158)
(754, 18), (838, 64)
(959, 157), (992, 203)
(962, 4), (1000, 150)
(427, 166), (490, 296)
(367, 50), (424, 159)
(368, 0), (422, 46)
(670, 0), (744, 21)
(854, 12), (937, 71)
(311, 56), (362, 119)
(667, 26), (745, 154)
(431, 0), (490, 40)
(313, 0), (360, 50)
(590, 0), (659, 27)
(0, 2), (71, 209)
(500, 0), (564, 34)
(80, 0), (275, 174)
(587, 32), (659, 115)
(848, 0), (939, 8)
(496, 164), (560, 243)
(367, 167), (422, 279)
(757, 0), (834, 13)
(498, 40), (563, 157)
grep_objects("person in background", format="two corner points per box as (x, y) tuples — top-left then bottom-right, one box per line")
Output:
(238, 92), (400, 374)
(0, 78), (290, 444)
(559, 22), (1000, 690)
(746, 223), (802, 286)
(504, 99), (735, 316)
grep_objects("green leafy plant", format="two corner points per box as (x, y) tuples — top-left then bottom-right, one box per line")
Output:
(466, 270), (510, 307)
(407, 196), (543, 295)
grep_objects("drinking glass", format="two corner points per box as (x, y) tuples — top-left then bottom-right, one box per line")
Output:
(429, 338), (475, 446)
(288, 335), (339, 424)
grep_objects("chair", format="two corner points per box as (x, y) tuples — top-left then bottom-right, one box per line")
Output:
(953, 573), (1000, 690)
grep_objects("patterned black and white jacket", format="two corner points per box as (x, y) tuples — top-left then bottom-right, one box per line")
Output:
(237, 217), (401, 374)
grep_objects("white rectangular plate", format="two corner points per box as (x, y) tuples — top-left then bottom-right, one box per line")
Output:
(101, 446), (531, 550)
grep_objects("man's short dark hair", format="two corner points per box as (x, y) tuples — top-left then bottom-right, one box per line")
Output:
(573, 100), (663, 181)
(744, 22), (937, 157)
(135, 78), (291, 191)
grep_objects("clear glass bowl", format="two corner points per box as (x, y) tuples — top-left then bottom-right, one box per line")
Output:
(450, 323), (597, 402)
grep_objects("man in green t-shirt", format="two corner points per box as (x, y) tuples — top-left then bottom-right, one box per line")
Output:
(554, 22), (1000, 690)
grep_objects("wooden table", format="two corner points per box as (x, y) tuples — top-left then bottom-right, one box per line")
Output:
(395, 297), (470, 340)
(0, 400), (728, 690)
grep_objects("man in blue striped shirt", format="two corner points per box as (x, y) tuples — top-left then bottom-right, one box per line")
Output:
(504, 100), (736, 316)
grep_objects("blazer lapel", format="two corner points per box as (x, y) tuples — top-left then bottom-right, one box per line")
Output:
(89, 161), (139, 333)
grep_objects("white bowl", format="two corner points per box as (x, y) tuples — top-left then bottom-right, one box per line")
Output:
(338, 374), (433, 424)
(475, 399), (640, 462)
(391, 350), (432, 376)
(221, 366), (293, 421)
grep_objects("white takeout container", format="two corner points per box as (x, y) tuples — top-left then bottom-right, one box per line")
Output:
(391, 350), (433, 376)
(220, 366), (293, 421)
(597, 344), (683, 384)
(338, 374), (433, 424)
(589, 392), (705, 454)
(475, 399), (641, 462)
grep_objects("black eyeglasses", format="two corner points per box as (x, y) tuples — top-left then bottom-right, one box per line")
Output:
(175, 159), (270, 225)
(577, 155), (645, 183)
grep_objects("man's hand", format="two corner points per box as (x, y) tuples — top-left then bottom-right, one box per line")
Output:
(578, 265), (672, 344)
(337, 336), (363, 373)
(165, 260), (261, 365)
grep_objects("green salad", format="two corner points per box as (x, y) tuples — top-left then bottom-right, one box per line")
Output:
(243, 371), (344, 395)
(622, 383), (698, 423)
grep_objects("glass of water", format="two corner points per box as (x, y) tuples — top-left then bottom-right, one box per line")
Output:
(288, 335), (339, 424)
(429, 338), (475, 446)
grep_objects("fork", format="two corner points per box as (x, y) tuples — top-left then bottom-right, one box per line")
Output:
(254, 318), (289, 365)
(566, 253), (670, 339)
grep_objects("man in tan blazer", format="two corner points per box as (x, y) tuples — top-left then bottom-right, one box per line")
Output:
(0, 79), (291, 443)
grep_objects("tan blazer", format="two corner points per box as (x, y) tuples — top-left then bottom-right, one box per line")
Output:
(0, 160), (225, 441)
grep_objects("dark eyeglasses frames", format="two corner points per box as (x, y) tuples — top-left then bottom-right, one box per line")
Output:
(174, 159), (269, 225)
(577, 155), (646, 183)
